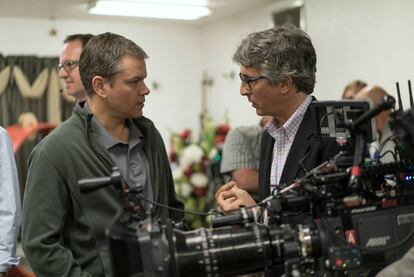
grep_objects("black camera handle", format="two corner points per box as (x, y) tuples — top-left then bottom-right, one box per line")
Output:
(78, 166), (123, 193)
(78, 167), (147, 221)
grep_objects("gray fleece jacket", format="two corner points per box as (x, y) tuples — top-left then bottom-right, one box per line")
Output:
(22, 103), (183, 277)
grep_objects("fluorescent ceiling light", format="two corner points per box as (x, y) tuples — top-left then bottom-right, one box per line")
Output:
(89, 0), (211, 20)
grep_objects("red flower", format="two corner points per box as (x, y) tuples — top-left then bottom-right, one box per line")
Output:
(169, 152), (178, 162)
(194, 187), (207, 198)
(180, 129), (192, 141)
(183, 166), (193, 177)
(214, 124), (230, 144)
(216, 124), (230, 135)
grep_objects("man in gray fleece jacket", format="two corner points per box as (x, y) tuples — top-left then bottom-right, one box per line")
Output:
(22, 32), (184, 277)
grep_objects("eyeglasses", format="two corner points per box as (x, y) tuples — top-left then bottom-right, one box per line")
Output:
(239, 73), (267, 90)
(57, 60), (79, 72)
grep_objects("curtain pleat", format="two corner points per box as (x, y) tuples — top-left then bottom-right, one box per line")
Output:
(0, 65), (11, 95)
(13, 66), (49, 99)
(47, 69), (62, 125)
(0, 55), (11, 125)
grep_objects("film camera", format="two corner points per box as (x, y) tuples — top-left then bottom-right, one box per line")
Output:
(80, 96), (414, 277)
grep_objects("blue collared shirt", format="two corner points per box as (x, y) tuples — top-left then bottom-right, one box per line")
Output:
(0, 127), (21, 272)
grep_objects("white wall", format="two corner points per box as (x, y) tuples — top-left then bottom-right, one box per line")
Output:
(1, 0), (414, 142)
(307, 0), (414, 107)
(201, 0), (414, 127)
(0, 17), (203, 144)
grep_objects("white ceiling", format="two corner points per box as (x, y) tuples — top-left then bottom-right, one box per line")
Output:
(0, 0), (276, 25)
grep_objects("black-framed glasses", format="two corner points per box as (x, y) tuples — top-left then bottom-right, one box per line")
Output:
(239, 72), (267, 90)
(57, 60), (79, 72)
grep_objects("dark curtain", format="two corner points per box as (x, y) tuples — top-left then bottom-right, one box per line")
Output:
(3, 56), (52, 124)
(0, 54), (74, 199)
(0, 54), (11, 125)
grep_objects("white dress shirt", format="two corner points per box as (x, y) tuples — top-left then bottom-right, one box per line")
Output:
(0, 126), (21, 272)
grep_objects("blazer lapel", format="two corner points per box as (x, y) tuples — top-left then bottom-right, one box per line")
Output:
(259, 132), (275, 200)
(279, 106), (314, 185)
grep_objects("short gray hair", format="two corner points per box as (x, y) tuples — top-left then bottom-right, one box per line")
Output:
(79, 32), (148, 96)
(233, 24), (317, 94)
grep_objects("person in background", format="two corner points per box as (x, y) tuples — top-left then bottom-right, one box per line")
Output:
(341, 79), (367, 100)
(355, 85), (397, 163)
(58, 33), (93, 103)
(220, 116), (272, 194)
(0, 126), (21, 276)
(22, 32), (184, 277)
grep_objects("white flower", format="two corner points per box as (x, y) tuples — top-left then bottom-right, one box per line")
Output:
(180, 183), (193, 197)
(180, 144), (204, 168)
(172, 167), (183, 180)
(190, 172), (208, 188)
(208, 147), (218, 160)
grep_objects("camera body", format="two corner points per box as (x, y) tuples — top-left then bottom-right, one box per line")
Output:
(101, 103), (414, 276)
(107, 215), (173, 277)
(106, 163), (414, 276)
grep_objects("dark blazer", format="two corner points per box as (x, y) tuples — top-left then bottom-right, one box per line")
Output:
(258, 100), (338, 201)
(258, 99), (339, 277)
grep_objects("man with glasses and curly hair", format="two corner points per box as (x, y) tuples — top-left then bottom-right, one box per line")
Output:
(216, 24), (337, 220)
(215, 22), (339, 277)
(22, 32), (184, 277)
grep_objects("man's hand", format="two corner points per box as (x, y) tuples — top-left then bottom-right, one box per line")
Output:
(215, 181), (257, 214)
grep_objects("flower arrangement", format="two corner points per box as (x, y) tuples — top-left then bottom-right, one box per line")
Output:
(170, 116), (230, 229)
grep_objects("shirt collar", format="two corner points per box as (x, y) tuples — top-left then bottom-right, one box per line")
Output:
(85, 103), (144, 150)
(266, 95), (312, 140)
